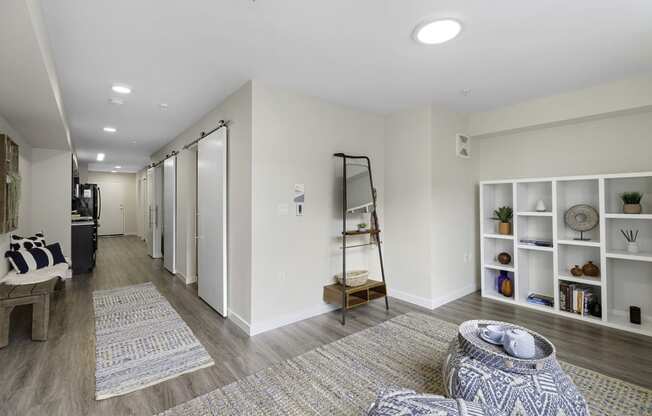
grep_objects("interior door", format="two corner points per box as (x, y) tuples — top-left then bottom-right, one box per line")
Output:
(96, 181), (125, 236)
(147, 167), (163, 258)
(197, 127), (228, 316)
(163, 157), (176, 273)
(153, 165), (163, 258)
(146, 168), (154, 255)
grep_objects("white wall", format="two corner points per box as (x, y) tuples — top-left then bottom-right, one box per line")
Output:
(383, 107), (433, 307)
(87, 171), (138, 235)
(152, 81), (253, 323)
(0, 114), (33, 277)
(250, 82), (385, 332)
(430, 108), (477, 305)
(382, 106), (477, 309)
(473, 110), (652, 180)
(31, 148), (71, 256)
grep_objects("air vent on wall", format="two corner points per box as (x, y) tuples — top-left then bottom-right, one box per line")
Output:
(456, 134), (471, 159)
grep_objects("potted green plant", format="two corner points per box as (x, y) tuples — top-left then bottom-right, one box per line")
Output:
(492, 206), (513, 235)
(621, 192), (643, 214)
(357, 222), (368, 231)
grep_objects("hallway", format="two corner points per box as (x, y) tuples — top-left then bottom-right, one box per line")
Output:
(0, 236), (650, 415)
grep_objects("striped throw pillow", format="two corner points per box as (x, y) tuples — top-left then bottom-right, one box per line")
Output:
(5, 243), (66, 274)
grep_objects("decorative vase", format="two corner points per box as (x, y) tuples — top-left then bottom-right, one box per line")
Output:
(498, 222), (511, 235)
(500, 276), (513, 298)
(496, 270), (508, 293)
(535, 200), (547, 212)
(627, 242), (640, 254)
(582, 261), (600, 277)
(570, 265), (583, 277)
(589, 300), (602, 318)
(497, 252), (512, 265)
(623, 204), (642, 214)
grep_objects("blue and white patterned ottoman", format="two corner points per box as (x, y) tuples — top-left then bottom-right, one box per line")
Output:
(442, 320), (589, 416)
(366, 389), (506, 416)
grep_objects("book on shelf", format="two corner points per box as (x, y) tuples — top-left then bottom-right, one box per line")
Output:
(559, 282), (596, 315)
(526, 293), (554, 307)
(519, 238), (553, 247)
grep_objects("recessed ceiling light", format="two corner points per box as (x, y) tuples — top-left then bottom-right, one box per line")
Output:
(159, 103), (169, 110)
(460, 88), (471, 96)
(103, 126), (117, 133)
(108, 97), (124, 105)
(112, 84), (132, 94)
(111, 170), (117, 173)
(414, 19), (462, 45)
(115, 165), (122, 169)
(97, 153), (105, 161)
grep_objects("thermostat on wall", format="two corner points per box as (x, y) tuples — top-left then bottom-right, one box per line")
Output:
(294, 184), (304, 216)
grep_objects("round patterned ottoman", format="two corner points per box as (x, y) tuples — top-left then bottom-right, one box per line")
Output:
(442, 320), (589, 416)
(366, 389), (506, 416)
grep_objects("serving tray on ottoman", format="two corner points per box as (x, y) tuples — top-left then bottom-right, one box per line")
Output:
(443, 320), (589, 416)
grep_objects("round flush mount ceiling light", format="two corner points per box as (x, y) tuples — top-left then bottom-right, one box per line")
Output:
(112, 84), (132, 94)
(413, 19), (462, 45)
(103, 126), (117, 133)
(114, 165), (122, 169)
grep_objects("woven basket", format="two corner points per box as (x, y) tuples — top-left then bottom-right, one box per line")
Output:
(334, 270), (369, 287)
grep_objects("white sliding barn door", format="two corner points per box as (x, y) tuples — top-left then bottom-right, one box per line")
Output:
(197, 128), (228, 316)
(146, 168), (155, 255)
(147, 166), (163, 258)
(163, 157), (176, 273)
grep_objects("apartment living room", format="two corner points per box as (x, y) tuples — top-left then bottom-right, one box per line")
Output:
(0, 1), (651, 415)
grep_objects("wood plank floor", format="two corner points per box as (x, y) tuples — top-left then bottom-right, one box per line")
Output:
(1, 235), (650, 415)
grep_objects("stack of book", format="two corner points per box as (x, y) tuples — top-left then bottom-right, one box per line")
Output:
(559, 282), (596, 315)
(527, 293), (554, 307)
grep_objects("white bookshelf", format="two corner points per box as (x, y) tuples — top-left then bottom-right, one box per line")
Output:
(480, 171), (652, 337)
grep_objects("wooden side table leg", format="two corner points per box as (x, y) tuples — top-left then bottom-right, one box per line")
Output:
(32, 294), (50, 342)
(0, 305), (15, 348)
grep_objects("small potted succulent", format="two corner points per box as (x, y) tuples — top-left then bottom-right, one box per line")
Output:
(357, 222), (368, 231)
(492, 206), (513, 235)
(621, 192), (643, 214)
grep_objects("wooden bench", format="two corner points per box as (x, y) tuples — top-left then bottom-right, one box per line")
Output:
(0, 277), (59, 348)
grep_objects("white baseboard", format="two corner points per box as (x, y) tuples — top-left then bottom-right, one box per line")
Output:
(249, 303), (339, 336)
(388, 288), (437, 309)
(388, 283), (479, 310)
(228, 310), (252, 336)
(430, 283), (478, 309)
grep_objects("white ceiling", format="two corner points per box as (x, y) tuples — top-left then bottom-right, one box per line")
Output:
(39, 0), (652, 172)
(0, 0), (70, 150)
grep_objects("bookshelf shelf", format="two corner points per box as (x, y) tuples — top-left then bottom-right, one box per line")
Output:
(605, 250), (652, 263)
(480, 171), (652, 338)
(517, 244), (553, 252)
(605, 213), (652, 220)
(484, 263), (514, 272)
(558, 274), (602, 286)
(483, 233), (514, 240)
(557, 239), (601, 247)
(517, 211), (553, 217)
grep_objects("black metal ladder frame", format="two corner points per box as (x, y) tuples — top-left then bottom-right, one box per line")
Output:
(333, 153), (389, 325)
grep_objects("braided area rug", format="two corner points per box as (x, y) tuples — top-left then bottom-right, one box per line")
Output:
(158, 313), (651, 416)
(93, 282), (214, 400)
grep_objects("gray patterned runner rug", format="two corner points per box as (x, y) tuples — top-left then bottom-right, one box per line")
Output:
(93, 282), (214, 400)
(158, 313), (651, 416)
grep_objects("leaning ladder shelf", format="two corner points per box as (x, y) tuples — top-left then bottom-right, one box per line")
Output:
(323, 153), (388, 325)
